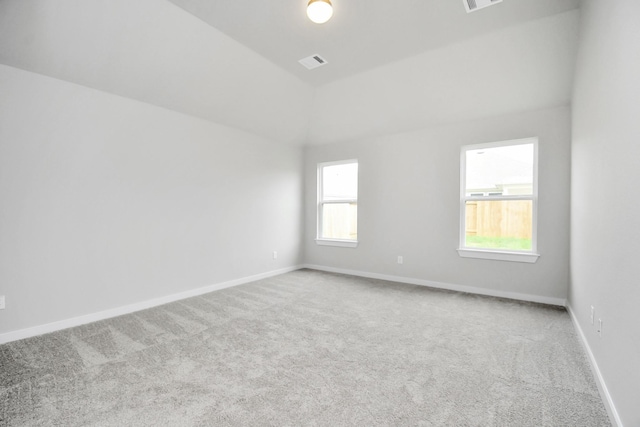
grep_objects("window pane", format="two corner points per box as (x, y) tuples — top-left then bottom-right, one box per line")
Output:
(322, 203), (357, 240)
(465, 200), (532, 251)
(322, 163), (358, 201)
(466, 144), (533, 196)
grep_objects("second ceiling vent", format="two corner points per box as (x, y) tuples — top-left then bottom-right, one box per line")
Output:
(298, 54), (328, 70)
(464, 0), (503, 13)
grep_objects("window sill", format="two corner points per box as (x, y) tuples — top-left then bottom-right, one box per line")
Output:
(315, 239), (358, 248)
(457, 248), (540, 263)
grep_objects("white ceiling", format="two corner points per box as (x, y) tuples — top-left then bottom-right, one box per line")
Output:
(0, 0), (313, 144)
(168, 0), (580, 86)
(0, 0), (582, 145)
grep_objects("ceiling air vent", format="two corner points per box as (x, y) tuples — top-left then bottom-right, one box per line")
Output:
(464, 0), (503, 13)
(298, 54), (328, 70)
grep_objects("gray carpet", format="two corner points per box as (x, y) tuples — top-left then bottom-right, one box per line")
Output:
(0, 269), (610, 426)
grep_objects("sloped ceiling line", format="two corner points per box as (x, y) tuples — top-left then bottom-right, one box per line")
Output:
(0, 0), (580, 145)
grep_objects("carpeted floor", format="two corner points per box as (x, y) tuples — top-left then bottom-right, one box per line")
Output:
(0, 269), (610, 426)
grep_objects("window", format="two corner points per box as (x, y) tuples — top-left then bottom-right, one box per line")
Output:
(316, 160), (358, 247)
(458, 138), (539, 263)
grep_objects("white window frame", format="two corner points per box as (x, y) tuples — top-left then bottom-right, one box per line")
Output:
(316, 159), (358, 248)
(457, 138), (540, 263)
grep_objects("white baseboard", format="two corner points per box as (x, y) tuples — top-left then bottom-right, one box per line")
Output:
(302, 264), (567, 306)
(0, 265), (302, 345)
(566, 305), (622, 427)
(0, 263), (567, 343)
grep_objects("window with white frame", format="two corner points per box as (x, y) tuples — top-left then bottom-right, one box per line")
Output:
(316, 160), (358, 247)
(458, 138), (539, 263)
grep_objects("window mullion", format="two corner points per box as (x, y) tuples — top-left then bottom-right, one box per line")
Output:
(320, 199), (358, 204)
(464, 195), (533, 202)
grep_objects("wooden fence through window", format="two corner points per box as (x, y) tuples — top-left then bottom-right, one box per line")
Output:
(465, 200), (532, 239)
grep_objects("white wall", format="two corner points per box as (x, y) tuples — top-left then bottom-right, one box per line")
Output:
(306, 11), (579, 145)
(0, 64), (303, 335)
(304, 106), (571, 303)
(570, 1), (640, 425)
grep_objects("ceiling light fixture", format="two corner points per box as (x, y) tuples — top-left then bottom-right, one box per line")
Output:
(307, 0), (333, 24)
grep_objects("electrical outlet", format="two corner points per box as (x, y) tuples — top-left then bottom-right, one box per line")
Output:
(397, 256), (403, 265)
(597, 319), (603, 337)
(273, 251), (278, 260)
(0, 295), (5, 310)
(590, 305), (595, 324)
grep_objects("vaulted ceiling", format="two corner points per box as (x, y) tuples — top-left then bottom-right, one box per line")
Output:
(0, 0), (581, 145)
(168, 0), (580, 86)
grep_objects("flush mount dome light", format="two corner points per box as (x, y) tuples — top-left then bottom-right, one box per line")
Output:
(307, 0), (333, 24)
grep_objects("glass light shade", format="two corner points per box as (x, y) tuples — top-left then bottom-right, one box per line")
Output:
(307, 0), (333, 24)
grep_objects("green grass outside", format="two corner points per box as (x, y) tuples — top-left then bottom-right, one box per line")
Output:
(466, 235), (532, 251)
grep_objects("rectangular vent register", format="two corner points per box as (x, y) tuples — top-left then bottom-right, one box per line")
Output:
(299, 54), (328, 70)
(464, 0), (503, 13)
